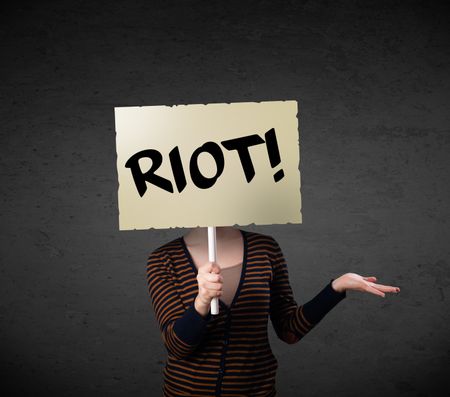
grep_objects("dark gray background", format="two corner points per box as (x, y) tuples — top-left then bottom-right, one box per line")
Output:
(1, 0), (449, 396)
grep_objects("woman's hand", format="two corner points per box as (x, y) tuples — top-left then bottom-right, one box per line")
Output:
(331, 273), (400, 297)
(194, 262), (223, 317)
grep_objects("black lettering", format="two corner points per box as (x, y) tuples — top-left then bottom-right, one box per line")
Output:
(169, 146), (187, 193)
(189, 142), (224, 189)
(221, 134), (264, 183)
(264, 128), (284, 182)
(125, 149), (173, 196)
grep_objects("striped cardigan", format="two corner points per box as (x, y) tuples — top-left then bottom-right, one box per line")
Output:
(146, 229), (346, 396)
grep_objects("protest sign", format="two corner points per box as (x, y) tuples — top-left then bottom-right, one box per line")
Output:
(114, 100), (301, 230)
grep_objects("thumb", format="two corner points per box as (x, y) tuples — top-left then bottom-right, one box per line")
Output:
(210, 262), (221, 274)
(198, 261), (214, 273)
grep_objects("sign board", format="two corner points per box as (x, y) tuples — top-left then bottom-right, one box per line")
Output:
(114, 100), (301, 230)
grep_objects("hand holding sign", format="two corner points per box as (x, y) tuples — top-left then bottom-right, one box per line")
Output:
(194, 254), (224, 318)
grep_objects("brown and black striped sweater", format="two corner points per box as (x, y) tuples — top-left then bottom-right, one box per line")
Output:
(146, 229), (346, 396)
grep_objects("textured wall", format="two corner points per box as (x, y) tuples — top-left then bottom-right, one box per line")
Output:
(1, 1), (449, 396)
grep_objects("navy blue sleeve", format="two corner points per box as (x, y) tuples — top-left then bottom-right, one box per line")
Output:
(302, 280), (346, 325)
(147, 250), (212, 359)
(173, 304), (212, 345)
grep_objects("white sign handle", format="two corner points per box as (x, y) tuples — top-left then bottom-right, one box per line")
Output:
(208, 226), (219, 315)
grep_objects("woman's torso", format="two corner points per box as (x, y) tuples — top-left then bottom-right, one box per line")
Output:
(153, 229), (279, 396)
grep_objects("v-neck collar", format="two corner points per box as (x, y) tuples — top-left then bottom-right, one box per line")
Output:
(180, 229), (248, 312)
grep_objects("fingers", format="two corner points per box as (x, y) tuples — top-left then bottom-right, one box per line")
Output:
(199, 286), (222, 298)
(210, 263), (221, 274)
(203, 280), (223, 290)
(198, 261), (213, 273)
(204, 281), (223, 298)
(199, 262), (221, 274)
(204, 273), (223, 283)
(197, 272), (223, 288)
(365, 284), (386, 298)
(369, 282), (400, 293)
(196, 262), (225, 303)
(361, 276), (401, 295)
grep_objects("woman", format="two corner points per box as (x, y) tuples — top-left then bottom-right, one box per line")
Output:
(146, 226), (400, 396)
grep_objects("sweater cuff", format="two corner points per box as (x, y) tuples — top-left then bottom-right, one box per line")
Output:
(302, 280), (346, 325)
(172, 304), (212, 345)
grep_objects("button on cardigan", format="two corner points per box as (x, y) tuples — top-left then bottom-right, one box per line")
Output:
(146, 229), (346, 396)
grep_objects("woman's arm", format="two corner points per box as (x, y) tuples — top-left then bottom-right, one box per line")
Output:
(146, 249), (211, 360)
(269, 238), (400, 345)
(269, 237), (346, 344)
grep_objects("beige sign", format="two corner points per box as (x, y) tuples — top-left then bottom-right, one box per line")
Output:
(114, 100), (301, 230)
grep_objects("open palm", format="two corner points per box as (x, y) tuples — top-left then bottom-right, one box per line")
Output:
(332, 273), (400, 297)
